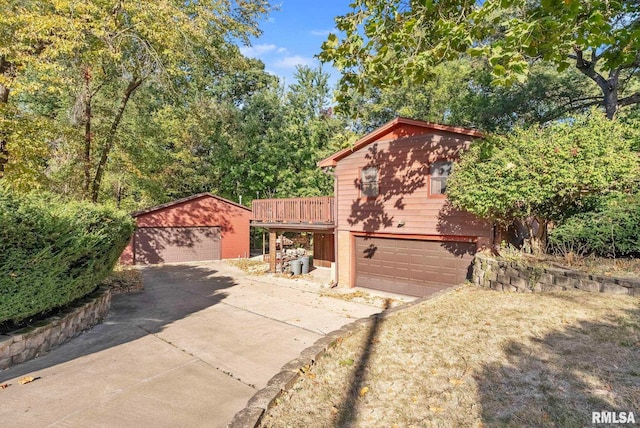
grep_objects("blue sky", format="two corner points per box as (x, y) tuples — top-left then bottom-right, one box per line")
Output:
(240, 1), (352, 87)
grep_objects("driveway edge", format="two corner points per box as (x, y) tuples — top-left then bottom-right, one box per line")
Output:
(227, 285), (460, 428)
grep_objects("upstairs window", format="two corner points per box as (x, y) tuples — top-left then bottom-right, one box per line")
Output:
(430, 161), (453, 195)
(361, 167), (379, 197)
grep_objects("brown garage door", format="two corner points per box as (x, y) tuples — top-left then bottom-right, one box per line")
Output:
(134, 227), (221, 264)
(355, 236), (476, 297)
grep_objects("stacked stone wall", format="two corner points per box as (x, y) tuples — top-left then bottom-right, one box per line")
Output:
(473, 254), (639, 296)
(0, 287), (111, 370)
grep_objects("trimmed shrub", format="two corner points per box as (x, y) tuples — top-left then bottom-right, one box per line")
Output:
(0, 187), (134, 326)
(548, 193), (640, 257)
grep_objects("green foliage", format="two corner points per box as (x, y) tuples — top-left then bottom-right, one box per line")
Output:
(342, 59), (597, 132)
(0, 186), (134, 325)
(447, 110), (640, 251)
(320, 0), (640, 118)
(96, 64), (348, 210)
(1, 0), (271, 201)
(549, 193), (640, 257)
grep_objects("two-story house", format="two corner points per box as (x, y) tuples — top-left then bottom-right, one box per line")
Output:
(252, 117), (494, 297)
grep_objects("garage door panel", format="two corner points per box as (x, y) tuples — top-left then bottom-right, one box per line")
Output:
(135, 227), (221, 264)
(355, 236), (475, 297)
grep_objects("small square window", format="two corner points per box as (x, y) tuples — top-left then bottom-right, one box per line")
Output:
(430, 161), (452, 195)
(361, 167), (379, 197)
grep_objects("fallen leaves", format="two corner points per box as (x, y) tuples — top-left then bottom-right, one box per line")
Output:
(0, 376), (40, 389)
(18, 376), (39, 385)
(339, 358), (354, 367)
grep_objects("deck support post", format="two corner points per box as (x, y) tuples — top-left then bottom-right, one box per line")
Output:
(269, 231), (277, 273)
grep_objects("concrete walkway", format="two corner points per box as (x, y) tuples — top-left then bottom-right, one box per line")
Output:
(0, 262), (392, 427)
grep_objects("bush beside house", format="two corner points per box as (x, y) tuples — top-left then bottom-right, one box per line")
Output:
(549, 193), (640, 257)
(0, 187), (134, 327)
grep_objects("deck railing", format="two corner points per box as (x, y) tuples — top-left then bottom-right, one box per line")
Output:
(252, 197), (335, 224)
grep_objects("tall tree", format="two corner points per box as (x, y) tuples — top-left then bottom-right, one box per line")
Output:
(1, 0), (271, 201)
(276, 66), (348, 197)
(341, 59), (596, 132)
(320, 0), (640, 119)
(217, 65), (350, 203)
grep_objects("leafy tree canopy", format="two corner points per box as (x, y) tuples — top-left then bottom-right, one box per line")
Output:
(0, 0), (271, 201)
(342, 59), (598, 132)
(320, 0), (640, 119)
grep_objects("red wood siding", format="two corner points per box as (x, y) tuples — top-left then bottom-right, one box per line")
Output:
(383, 124), (436, 141)
(334, 129), (492, 239)
(119, 239), (134, 265)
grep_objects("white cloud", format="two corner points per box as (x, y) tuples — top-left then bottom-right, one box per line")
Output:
(311, 29), (333, 36)
(239, 43), (277, 58)
(273, 55), (315, 69)
(277, 47), (289, 54)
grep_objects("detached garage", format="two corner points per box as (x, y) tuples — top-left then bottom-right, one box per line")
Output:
(120, 193), (251, 265)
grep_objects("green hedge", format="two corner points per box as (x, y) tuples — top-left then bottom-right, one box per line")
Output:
(549, 193), (640, 257)
(0, 187), (134, 326)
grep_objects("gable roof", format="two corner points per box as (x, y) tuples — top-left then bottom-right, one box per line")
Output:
(132, 192), (251, 217)
(317, 117), (483, 168)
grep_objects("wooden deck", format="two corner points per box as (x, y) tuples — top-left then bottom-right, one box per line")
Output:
(251, 197), (335, 227)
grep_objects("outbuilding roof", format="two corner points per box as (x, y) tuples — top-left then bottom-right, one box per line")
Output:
(131, 192), (251, 217)
(317, 117), (483, 168)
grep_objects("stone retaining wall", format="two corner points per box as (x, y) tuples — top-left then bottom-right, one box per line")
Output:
(473, 253), (640, 295)
(0, 286), (112, 370)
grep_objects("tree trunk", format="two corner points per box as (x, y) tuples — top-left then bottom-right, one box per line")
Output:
(0, 57), (10, 178)
(90, 77), (143, 203)
(573, 48), (620, 119)
(81, 67), (92, 198)
(603, 82), (618, 120)
(524, 217), (548, 256)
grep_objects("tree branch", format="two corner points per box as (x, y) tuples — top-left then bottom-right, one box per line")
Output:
(90, 77), (144, 202)
(539, 98), (604, 124)
(618, 92), (640, 108)
(572, 47), (609, 92)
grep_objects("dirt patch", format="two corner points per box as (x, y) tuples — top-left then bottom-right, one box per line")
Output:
(103, 266), (144, 294)
(261, 285), (640, 427)
(319, 290), (404, 309)
(228, 259), (269, 275)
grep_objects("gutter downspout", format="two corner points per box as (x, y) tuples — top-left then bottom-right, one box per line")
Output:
(333, 168), (339, 285)
(322, 166), (338, 285)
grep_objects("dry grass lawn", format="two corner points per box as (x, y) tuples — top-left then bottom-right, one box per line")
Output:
(228, 258), (269, 275)
(261, 285), (640, 427)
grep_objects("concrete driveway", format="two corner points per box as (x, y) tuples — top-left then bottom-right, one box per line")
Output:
(0, 262), (390, 427)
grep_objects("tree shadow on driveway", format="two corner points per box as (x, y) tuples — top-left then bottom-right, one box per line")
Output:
(0, 264), (236, 383)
